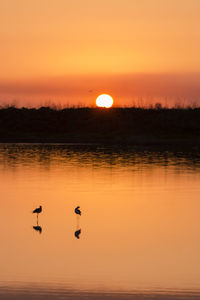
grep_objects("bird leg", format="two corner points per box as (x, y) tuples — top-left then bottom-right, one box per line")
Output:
(76, 215), (80, 230)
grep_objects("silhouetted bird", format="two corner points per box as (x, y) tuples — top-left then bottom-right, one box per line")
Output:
(33, 206), (42, 215)
(74, 229), (81, 239)
(75, 206), (81, 216)
(33, 226), (42, 234)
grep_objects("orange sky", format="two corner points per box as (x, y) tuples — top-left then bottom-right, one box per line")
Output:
(0, 0), (200, 106)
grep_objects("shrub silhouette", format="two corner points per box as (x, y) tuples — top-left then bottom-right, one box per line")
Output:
(0, 106), (200, 144)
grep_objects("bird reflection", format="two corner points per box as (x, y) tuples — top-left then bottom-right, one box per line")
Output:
(33, 225), (42, 234)
(74, 229), (81, 239)
(32, 206), (42, 234)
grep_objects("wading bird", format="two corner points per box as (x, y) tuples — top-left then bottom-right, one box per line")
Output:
(33, 205), (42, 215)
(75, 206), (81, 216)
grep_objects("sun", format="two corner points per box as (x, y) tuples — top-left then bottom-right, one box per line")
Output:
(96, 94), (114, 108)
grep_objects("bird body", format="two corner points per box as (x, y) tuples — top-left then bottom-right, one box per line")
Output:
(33, 206), (42, 214)
(75, 206), (81, 215)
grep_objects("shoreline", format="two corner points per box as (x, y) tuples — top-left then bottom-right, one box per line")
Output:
(1, 283), (200, 300)
(0, 138), (200, 147)
(0, 288), (200, 300)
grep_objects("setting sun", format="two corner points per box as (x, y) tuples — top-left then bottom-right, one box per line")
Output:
(96, 94), (114, 108)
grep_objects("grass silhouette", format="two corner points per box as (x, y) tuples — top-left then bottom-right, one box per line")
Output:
(1, 106), (200, 145)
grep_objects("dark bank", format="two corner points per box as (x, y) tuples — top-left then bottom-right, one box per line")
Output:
(1, 106), (200, 145)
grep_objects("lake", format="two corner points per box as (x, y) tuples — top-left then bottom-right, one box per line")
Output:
(0, 144), (200, 299)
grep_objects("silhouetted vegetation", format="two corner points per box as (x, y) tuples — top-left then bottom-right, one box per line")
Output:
(1, 106), (200, 145)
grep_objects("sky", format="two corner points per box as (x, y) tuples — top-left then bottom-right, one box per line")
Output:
(0, 0), (200, 107)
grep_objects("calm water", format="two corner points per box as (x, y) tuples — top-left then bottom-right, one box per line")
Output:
(1, 144), (200, 299)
